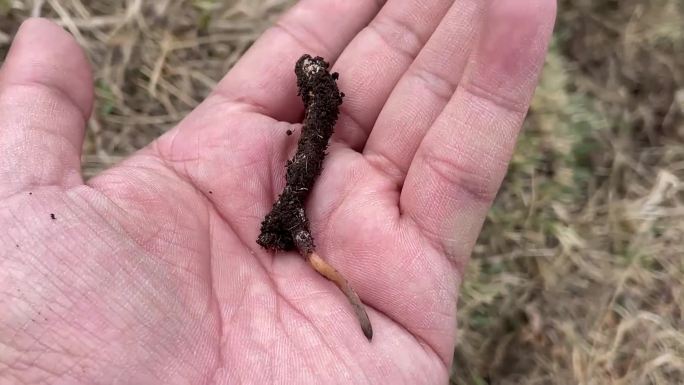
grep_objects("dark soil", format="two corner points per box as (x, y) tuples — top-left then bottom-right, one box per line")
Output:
(257, 54), (343, 254)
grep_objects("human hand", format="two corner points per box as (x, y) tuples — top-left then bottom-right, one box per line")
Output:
(0, 1), (555, 384)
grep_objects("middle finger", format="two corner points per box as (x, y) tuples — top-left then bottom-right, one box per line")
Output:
(330, 0), (455, 150)
(363, 0), (487, 187)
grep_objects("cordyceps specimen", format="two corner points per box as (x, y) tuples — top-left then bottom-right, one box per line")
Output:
(257, 54), (373, 341)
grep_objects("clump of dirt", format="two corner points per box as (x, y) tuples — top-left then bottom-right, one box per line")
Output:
(257, 54), (372, 340)
(257, 54), (342, 252)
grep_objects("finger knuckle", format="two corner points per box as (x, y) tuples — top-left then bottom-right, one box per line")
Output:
(420, 148), (499, 205)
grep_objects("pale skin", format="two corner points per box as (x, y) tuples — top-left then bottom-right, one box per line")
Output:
(0, 1), (555, 384)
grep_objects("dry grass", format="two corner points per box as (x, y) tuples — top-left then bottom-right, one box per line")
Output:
(1, 1), (682, 384)
(0, 0), (292, 177)
(455, 1), (684, 384)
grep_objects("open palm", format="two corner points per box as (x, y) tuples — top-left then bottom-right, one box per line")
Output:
(0, 1), (555, 384)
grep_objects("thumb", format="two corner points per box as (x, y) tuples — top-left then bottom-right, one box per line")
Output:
(0, 18), (93, 199)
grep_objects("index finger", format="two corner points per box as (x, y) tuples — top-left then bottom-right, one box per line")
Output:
(213, 0), (383, 122)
